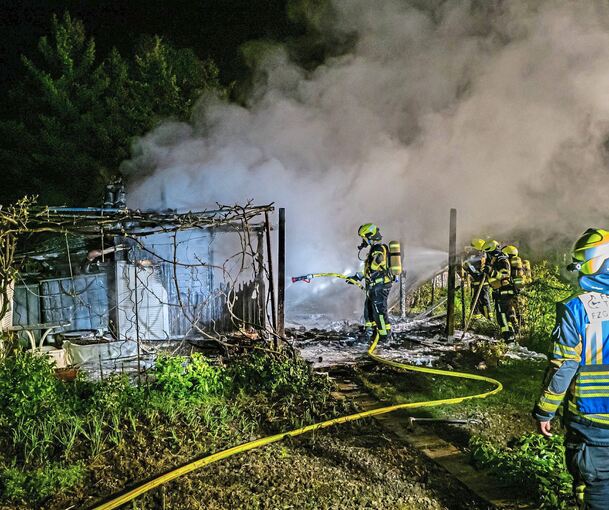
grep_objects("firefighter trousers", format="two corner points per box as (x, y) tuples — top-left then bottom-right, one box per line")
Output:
(566, 441), (609, 509)
(364, 283), (392, 337)
(493, 289), (517, 340)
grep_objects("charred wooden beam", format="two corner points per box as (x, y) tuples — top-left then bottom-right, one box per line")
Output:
(277, 208), (286, 341)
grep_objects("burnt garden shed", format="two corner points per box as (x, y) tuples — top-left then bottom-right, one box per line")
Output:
(0, 200), (278, 374)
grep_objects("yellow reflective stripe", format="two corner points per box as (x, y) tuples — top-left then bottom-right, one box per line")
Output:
(580, 371), (609, 377)
(554, 353), (579, 360)
(552, 343), (580, 360)
(538, 401), (560, 412)
(574, 393), (609, 398)
(568, 401), (609, 424)
(541, 392), (565, 403)
(585, 322), (604, 365)
(554, 343), (578, 354)
(596, 322), (604, 364)
(538, 391), (565, 412)
(377, 315), (388, 336)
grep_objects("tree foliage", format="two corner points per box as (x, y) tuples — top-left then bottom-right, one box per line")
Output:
(0, 12), (224, 206)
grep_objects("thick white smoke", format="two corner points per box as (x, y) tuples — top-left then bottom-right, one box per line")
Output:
(122, 0), (609, 320)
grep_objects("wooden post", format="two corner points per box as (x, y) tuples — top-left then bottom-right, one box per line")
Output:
(277, 208), (286, 341)
(399, 270), (407, 318)
(133, 264), (141, 383)
(256, 231), (266, 329)
(431, 277), (436, 306)
(264, 211), (277, 332)
(446, 208), (457, 338)
(460, 257), (466, 328)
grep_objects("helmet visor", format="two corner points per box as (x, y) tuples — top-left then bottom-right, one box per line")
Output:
(578, 255), (607, 275)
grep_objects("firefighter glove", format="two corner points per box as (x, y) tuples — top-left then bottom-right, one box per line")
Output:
(347, 272), (363, 283)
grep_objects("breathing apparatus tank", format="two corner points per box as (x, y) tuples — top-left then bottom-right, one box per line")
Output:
(389, 241), (402, 276)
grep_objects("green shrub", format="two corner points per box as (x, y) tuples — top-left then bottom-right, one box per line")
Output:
(229, 351), (316, 397)
(0, 462), (85, 504)
(88, 373), (141, 413)
(228, 351), (340, 428)
(152, 352), (230, 400)
(0, 352), (59, 425)
(470, 433), (572, 509)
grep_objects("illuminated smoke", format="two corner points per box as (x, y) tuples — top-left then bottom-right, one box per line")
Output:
(122, 0), (609, 319)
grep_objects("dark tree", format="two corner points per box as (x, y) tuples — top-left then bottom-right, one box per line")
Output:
(0, 13), (224, 206)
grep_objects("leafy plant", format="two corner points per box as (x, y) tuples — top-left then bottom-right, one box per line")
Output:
(152, 352), (230, 400)
(0, 351), (59, 424)
(230, 351), (315, 397)
(1, 462), (85, 504)
(470, 433), (573, 509)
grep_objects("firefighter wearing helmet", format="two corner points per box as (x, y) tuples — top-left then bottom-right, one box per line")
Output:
(348, 224), (396, 341)
(482, 239), (516, 340)
(463, 238), (492, 319)
(534, 228), (609, 509)
(502, 244), (525, 334)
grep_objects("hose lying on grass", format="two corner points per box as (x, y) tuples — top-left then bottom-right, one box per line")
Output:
(90, 274), (502, 510)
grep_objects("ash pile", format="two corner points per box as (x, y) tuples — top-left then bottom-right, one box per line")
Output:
(289, 315), (546, 370)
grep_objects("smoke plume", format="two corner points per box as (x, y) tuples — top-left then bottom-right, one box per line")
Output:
(122, 0), (609, 320)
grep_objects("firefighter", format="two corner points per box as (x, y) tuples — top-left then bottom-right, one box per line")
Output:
(534, 228), (609, 510)
(483, 240), (516, 340)
(502, 245), (525, 334)
(463, 238), (492, 319)
(348, 224), (394, 341)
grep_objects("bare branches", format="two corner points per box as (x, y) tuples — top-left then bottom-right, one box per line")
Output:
(1, 198), (280, 355)
(20, 202), (274, 238)
(0, 197), (38, 327)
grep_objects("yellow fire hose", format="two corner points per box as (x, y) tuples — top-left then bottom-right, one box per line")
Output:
(91, 277), (503, 510)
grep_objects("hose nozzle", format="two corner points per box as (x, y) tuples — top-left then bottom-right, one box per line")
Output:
(291, 274), (313, 283)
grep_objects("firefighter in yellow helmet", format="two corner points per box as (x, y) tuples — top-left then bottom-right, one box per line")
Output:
(348, 224), (395, 341)
(502, 244), (525, 334)
(534, 228), (609, 509)
(463, 238), (492, 319)
(483, 240), (516, 340)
